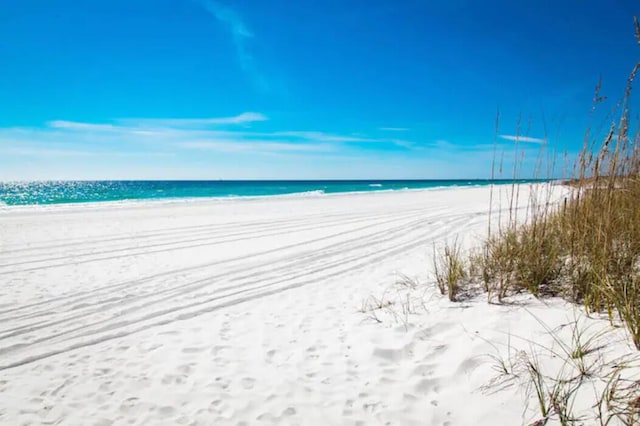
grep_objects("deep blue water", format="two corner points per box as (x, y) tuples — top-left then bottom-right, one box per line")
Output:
(0, 180), (546, 206)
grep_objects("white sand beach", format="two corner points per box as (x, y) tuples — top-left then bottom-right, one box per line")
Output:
(0, 185), (635, 425)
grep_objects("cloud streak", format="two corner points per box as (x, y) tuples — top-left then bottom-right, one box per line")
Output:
(0, 115), (550, 163)
(0, 146), (173, 158)
(272, 131), (374, 143)
(0, 114), (411, 158)
(0, 117), (561, 180)
(200, 1), (267, 91)
(499, 134), (547, 144)
(119, 112), (268, 128)
(47, 113), (267, 133)
(178, 140), (334, 153)
(48, 121), (118, 131)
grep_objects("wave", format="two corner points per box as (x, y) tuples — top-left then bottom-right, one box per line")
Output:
(280, 189), (326, 198)
(368, 184), (383, 187)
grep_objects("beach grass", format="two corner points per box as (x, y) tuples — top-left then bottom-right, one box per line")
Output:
(434, 15), (640, 351)
(483, 314), (640, 425)
(431, 16), (640, 424)
(433, 239), (466, 302)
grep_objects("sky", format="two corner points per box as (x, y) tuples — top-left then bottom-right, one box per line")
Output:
(0, 0), (638, 180)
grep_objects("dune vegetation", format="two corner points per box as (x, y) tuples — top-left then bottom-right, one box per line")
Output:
(436, 16), (640, 349)
(432, 16), (640, 424)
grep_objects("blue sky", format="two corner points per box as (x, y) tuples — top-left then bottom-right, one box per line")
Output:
(0, 0), (637, 180)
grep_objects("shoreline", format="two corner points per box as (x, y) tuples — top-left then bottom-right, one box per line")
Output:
(0, 181), (543, 212)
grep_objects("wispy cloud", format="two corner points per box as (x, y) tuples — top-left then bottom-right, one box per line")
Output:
(0, 118), (561, 180)
(200, 1), (267, 91)
(2, 117), (546, 161)
(0, 146), (173, 158)
(178, 140), (333, 153)
(272, 131), (373, 143)
(499, 134), (547, 144)
(0, 114), (412, 158)
(48, 121), (118, 131)
(120, 112), (268, 128)
(431, 139), (456, 149)
(1, 147), (98, 157)
(388, 139), (414, 149)
(48, 112), (267, 133)
(380, 127), (410, 132)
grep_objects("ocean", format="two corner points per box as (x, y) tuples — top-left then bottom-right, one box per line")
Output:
(0, 179), (546, 206)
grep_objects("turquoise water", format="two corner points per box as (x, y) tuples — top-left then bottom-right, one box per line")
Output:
(0, 180), (546, 206)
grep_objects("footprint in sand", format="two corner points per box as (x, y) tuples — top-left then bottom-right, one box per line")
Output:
(240, 377), (255, 390)
(157, 405), (176, 416)
(118, 397), (140, 414)
(282, 407), (296, 416)
(343, 399), (354, 415)
(94, 368), (112, 376)
(378, 376), (395, 385)
(415, 378), (441, 395)
(177, 364), (193, 375)
(161, 374), (184, 385)
(220, 321), (231, 340)
(412, 363), (435, 377)
(456, 357), (481, 375)
(181, 346), (205, 354)
(403, 393), (418, 402)
(213, 377), (230, 391)
(265, 349), (276, 362)
(372, 345), (413, 362)
(210, 345), (229, 357)
(256, 412), (276, 422)
(99, 381), (112, 392)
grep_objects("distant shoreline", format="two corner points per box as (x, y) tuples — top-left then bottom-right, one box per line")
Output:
(0, 179), (551, 207)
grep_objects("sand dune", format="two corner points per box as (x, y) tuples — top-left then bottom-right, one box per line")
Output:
(0, 186), (633, 425)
